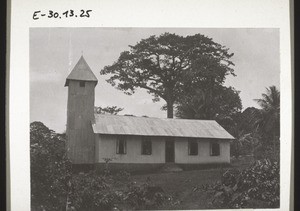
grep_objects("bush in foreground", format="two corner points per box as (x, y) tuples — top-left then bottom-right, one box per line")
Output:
(67, 171), (169, 210)
(67, 172), (118, 210)
(211, 159), (279, 208)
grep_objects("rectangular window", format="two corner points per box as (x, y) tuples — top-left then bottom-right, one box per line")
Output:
(188, 139), (198, 155)
(79, 81), (85, 87)
(116, 137), (126, 154)
(141, 137), (152, 155)
(210, 142), (220, 156)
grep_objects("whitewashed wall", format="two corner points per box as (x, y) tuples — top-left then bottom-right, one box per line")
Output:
(95, 135), (165, 163)
(174, 138), (230, 164)
(95, 135), (231, 164)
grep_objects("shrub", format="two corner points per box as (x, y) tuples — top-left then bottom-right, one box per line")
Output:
(211, 159), (279, 208)
(122, 181), (167, 210)
(114, 170), (131, 184)
(253, 142), (280, 162)
(68, 171), (120, 210)
(68, 173), (169, 210)
(30, 122), (72, 211)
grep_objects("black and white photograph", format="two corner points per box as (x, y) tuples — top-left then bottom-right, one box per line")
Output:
(29, 28), (280, 210)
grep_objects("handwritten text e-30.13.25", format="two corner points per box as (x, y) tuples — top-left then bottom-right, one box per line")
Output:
(33, 10), (92, 20)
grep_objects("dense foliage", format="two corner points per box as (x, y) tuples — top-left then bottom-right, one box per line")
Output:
(67, 172), (117, 210)
(30, 121), (72, 210)
(221, 86), (280, 160)
(100, 33), (235, 118)
(205, 86), (280, 208)
(67, 171), (170, 210)
(252, 86), (280, 158)
(121, 181), (168, 210)
(176, 85), (242, 123)
(210, 159), (279, 208)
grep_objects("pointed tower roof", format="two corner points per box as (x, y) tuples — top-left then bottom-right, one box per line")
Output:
(65, 56), (98, 86)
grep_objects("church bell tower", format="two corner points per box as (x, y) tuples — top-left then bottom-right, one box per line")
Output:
(65, 56), (98, 164)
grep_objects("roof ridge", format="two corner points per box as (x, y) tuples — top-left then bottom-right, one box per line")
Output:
(94, 113), (217, 122)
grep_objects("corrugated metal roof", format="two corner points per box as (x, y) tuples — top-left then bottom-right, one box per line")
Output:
(65, 56), (98, 86)
(92, 114), (234, 139)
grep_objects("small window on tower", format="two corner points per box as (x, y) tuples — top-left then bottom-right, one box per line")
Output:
(79, 81), (85, 87)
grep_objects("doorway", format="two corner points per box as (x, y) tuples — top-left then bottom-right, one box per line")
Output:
(165, 138), (175, 163)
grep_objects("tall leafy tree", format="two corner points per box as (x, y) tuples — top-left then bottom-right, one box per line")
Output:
(100, 33), (235, 118)
(175, 85), (242, 121)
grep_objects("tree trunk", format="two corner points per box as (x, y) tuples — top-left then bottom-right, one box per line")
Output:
(167, 101), (174, 118)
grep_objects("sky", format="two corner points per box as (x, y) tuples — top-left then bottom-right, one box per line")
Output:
(30, 28), (280, 133)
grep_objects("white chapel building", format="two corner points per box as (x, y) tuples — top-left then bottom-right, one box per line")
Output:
(65, 56), (234, 171)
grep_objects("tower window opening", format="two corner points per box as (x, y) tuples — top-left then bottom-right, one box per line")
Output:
(79, 81), (85, 87)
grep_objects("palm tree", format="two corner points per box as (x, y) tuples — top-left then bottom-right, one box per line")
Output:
(252, 86), (280, 156)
